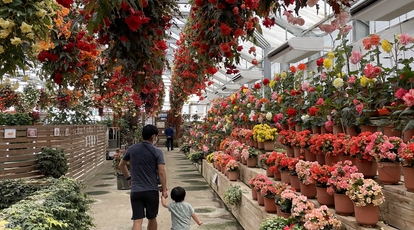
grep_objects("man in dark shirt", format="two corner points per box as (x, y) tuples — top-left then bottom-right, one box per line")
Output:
(165, 125), (174, 151)
(119, 124), (167, 230)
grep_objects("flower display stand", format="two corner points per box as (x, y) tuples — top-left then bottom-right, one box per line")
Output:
(377, 162), (401, 185)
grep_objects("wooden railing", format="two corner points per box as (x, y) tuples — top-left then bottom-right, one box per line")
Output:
(0, 125), (107, 180)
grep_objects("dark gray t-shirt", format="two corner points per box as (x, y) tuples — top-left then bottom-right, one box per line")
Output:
(168, 201), (194, 230)
(123, 142), (165, 192)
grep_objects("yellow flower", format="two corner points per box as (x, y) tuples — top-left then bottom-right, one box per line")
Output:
(2, 0), (12, 3)
(280, 71), (287, 78)
(328, 52), (335, 59)
(0, 29), (10, 38)
(242, 88), (247, 94)
(337, 72), (345, 78)
(12, 82), (19, 90)
(5, 78), (10, 84)
(10, 37), (22, 45)
(333, 78), (344, 88)
(360, 76), (375, 87)
(20, 22), (32, 33)
(274, 73), (280, 78)
(233, 106), (238, 112)
(323, 58), (332, 69)
(36, 9), (48, 18)
(0, 45), (4, 54)
(230, 94), (235, 100)
(26, 33), (35, 39)
(381, 39), (392, 53)
(269, 80), (275, 88)
(23, 75), (30, 81)
(0, 19), (10, 29)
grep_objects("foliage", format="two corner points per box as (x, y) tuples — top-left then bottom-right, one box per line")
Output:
(180, 143), (191, 154)
(259, 216), (302, 230)
(223, 185), (242, 206)
(35, 148), (68, 178)
(0, 85), (19, 111)
(0, 179), (47, 210)
(19, 84), (40, 113)
(0, 177), (94, 230)
(188, 151), (204, 163)
(112, 149), (130, 174)
(0, 112), (32, 125)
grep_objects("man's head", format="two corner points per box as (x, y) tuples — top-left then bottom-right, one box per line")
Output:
(142, 124), (159, 141)
(171, 186), (186, 202)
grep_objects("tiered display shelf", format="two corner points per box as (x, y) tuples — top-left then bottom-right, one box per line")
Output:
(200, 158), (404, 230)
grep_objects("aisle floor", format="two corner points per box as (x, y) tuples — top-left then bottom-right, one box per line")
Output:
(82, 148), (243, 230)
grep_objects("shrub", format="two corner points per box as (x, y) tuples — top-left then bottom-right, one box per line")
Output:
(223, 185), (242, 206)
(35, 148), (68, 178)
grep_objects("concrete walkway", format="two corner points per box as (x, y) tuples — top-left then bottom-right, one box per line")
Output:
(82, 148), (243, 230)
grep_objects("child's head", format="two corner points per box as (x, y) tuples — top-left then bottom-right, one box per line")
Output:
(171, 186), (186, 202)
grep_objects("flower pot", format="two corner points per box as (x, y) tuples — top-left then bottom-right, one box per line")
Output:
(286, 146), (294, 157)
(228, 171), (239, 181)
(404, 128), (414, 143)
(241, 157), (247, 165)
(221, 166), (226, 174)
(251, 187), (257, 200)
(304, 149), (316, 161)
(276, 204), (282, 216)
(295, 124), (302, 132)
(300, 182), (317, 199)
(354, 203), (379, 227)
(279, 211), (291, 218)
(321, 125), (331, 134)
(265, 166), (273, 177)
(263, 197), (277, 213)
(280, 170), (290, 185)
(360, 125), (378, 133)
(274, 171), (281, 181)
(383, 126), (402, 138)
(293, 147), (301, 158)
(333, 124), (344, 134)
(257, 193), (264, 206)
(334, 193), (354, 216)
(316, 153), (325, 165)
(247, 157), (257, 168)
(264, 141), (275, 151)
(316, 186), (334, 207)
(312, 126), (321, 134)
(346, 126), (359, 137)
(339, 155), (355, 165)
(403, 167), (414, 192)
(356, 159), (377, 179)
(325, 155), (340, 166)
(282, 124), (289, 131)
(289, 175), (301, 192)
(258, 141), (265, 149)
(377, 162), (401, 185)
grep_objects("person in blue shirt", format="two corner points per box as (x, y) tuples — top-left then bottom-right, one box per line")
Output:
(165, 124), (174, 151)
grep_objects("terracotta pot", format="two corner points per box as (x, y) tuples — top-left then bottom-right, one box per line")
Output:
(280, 170), (291, 184)
(333, 124), (344, 134)
(293, 147), (301, 158)
(356, 159), (377, 179)
(360, 125), (378, 133)
(241, 157), (247, 165)
(304, 149), (316, 161)
(258, 141), (265, 150)
(282, 124), (289, 131)
(383, 126), (402, 138)
(253, 141), (258, 148)
(334, 193), (354, 216)
(251, 187), (257, 200)
(274, 171), (281, 181)
(263, 197), (277, 213)
(300, 182), (317, 199)
(312, 126), (321, 134)
(404, 128), (414, 143)
(276, 204), (282, 216)
(295, 124), (302, 132)
(286, 146), (294, 157)
(247, 157), (257, 168)
(346, 126), (359, 137)
(377, 162), (401, 185)
(316, 153), (325, 165)
(266, 166), (273, 177)
(221, 166), (226, 174)
(264, 141), (275, 151)
(289, 175), (301, 192)
(354, 203), (379, 227)
(257, 193), (264, 206)
(316, 186), (334, 207)
(228, 171), (239, 181)
(403, 167), (414, 192)
(321, 125), (331, 134)
(339, 155), (355, 165)
(279, 211), (291, 218)
(325, 155), (340, 166)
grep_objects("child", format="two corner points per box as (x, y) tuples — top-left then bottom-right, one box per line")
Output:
(161, 186), (203, 229)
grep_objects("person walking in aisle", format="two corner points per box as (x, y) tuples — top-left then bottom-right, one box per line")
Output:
(119, 124), (168, 230)
(165, 124), (174, 151)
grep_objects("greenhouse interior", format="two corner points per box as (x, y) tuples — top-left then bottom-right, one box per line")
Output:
(1, 0), (414, 229)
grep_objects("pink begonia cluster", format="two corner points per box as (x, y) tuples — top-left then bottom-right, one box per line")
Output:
(346, 173), (385, 207)
(291, 195), (315, 221)
(402, 89), (414, 107)
(260, 180), (277, 198)
(304, 205), (342, 230)
(319, 12), (352, 35)
(365, 132), (406, 162)
(225, 159), (239, 172)
(295, 160), (318, 185)
(279, 189), (298, 206)
(283, 11), (304, 26)
(327, 160), (358, 195)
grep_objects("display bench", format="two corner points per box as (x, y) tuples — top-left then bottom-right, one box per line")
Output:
(201, 159), (401, 230)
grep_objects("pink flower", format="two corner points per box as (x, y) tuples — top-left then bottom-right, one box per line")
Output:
(339, 25), (353, 35)
(301, 82), (310, 91)
(336, 11), (350, 27)
(350, 51), (362, 64)
(316, 98), (324, 105)
(399, 33), (413, 45)
(325, 120), (334, 132)
(402, 89), (414, 107)
(271, 92), (278, 100)
(356, 103), (364, 115)
(320, 72), (327, 80)
(347, 75), (356, 84)
(319, 22), (336, 34)
(395, 87), (408, 99)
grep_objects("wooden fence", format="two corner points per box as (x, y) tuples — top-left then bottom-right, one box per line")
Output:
(0, 125), (107, 180)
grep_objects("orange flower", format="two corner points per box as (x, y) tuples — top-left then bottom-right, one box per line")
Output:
(297, 63), (306, 71)
(377, 107), (389, 116)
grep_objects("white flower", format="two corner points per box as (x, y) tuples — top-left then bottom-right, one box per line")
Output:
(247, 103), (252, 108)
(2, 0), (12, 4)
(0, 19), (10, 29)
(266, 112), (272, 121)
(301, 114), (310, 121)
(26, 33), (35, 39)
(0, 45), (4, 54)
(36, 9), (47, 18)
(333, 78), (344, 89)
(0, 30), (10, 38)
(10, 37), (22, 45)
(20, 22), (33, 33)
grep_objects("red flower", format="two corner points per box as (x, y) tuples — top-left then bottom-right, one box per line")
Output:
(125, 13), (150, 31)
(253, 83), (261, 89)
(234, 28), (245, 37)
(297, 63), (306, 71)
(206, 66), (218, 75)
(262, 78), (270, 86)
(119, 36), (129, 43)
(286, 108), (296, 117)
(57, 0), (73, 8)
(195, 0), (204, 6)
(309, 106), (319, 116)
(219, 43), (231, 53)
(252, 59), (258, 65)
(219, 23), (232, 36)
(262, 17), (275, 28)
(53, 72), (63, 85)
(316, 57), (324, 67)
(290, 65), (296, 73)
(377, 107), (389, 116)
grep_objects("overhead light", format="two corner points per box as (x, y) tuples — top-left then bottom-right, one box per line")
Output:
(221, 85), (227, 91)
(232, 73), (242, 82)
(350, 0), (414, 21)
(214, 91), (218, 95)
(267, 37), (324, 63)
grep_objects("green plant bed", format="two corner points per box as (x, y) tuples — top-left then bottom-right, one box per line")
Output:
(0, 177), (94, 230)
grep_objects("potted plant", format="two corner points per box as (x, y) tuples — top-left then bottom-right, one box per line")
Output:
(112, 149), (131, 190)
(259, 152), (273, 175)
(260, 180), (278, 213)
(276, 189), (298, 218)
(225, 159), (239, 181)
(248, 174), (267, 201)
(348, 132), (377, 178)
(400, 142), (414, 192)
(259, 216), (302, 230)
(223, 185), (242, 207)
(290, 195), (315, 222)
(242, 146), (259, 167)
(327, 160), (358, 216)
(346, 173), (385, 227)
(295, 160), (318, 199)
(253, 124), (278, 150)
(303, 205), (342, 230)
(278, 130), (296, 156)
(310, 163), (334, 207)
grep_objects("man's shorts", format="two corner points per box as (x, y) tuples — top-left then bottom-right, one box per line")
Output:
(130, 191), (159, 219)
